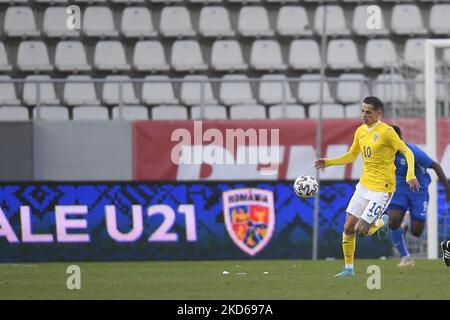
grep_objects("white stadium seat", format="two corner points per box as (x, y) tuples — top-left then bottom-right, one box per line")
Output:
(373, 74), (408, 103)
(220, 75), (256, 105)
(345, 104), (362, 119)
(404, 38), (426, 67)
(191, 105), (227, 120)
(276, 6), (313, 37)
(0, 42), (13, 71)
(0, 106), (29, 121)
(55, 41), (91, 72)
(230, 105), (266, 120)
(151, 105), (188, 120)
(180, 76), (217, 106)
(33, 106), (69, 121)
(43, 7), (80, 38)
(64, 76), (101, 106)
(289, 40), (321, 71)
(72, 106), (109, 120)
(160, 7), (196, 38)
(309, 104), (345, 119)
(365, 39), (397, 69)
(199, 6), (235, 38)
(94, 41), (131, 71)
(269, 104), (306, 119)
(4, 6), (40, 37)
(83, 7), (119, 38)
(17, 41), (53, 72)
(352, 5), (389, 36)
(0, 76), (21, 105)
(133, 41), (170, 72)
(250, 40), (287, 71)
(142, 76), (179, 105)
(211, 40), (248, 72)
(336, 73), (369, 104)
(102, 76), (139, 105)
(238, 6), (274, 37)
(327, 39), (363, 70)
(430, 5), (450, 35)
(171, 40), (208, 72)
(23, 75), (60, 106)
(314, 6), (351, 36)
(121, 7), (158, 38)
(391, 4), (427, 35)
(297, 74), (334, 104)
(259, 75), (295, 105)
(112, 106), (149, 120)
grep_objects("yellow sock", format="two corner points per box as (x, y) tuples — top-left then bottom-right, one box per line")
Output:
(367, 218), (384, 236)
(342, 232), (356, 268)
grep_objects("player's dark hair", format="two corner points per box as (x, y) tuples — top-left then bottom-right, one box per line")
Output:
(391, 125), (402, 139)
(363, 96), (384, 111)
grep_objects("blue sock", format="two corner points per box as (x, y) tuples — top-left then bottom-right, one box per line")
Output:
(389, 228), (409, 257)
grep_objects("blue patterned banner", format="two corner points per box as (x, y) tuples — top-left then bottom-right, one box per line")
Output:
(0, 182), (447, 262)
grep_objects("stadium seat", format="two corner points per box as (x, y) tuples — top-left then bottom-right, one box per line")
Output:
(308, 104), (345, 119)
(229, 105), (266, 120)
(336, 74), (369, 104)
(414, 74), (446, 102)
(211, 40), (248, 72)
(198, 6), (235, 38)
(250, 40), (287, 71)
(297, 74), (334, 104)
(238, 6), (275, 37)
(23, 75), (60, 106)
(72, 106), (109, 120)
(267, 0), (298, 3)
(189, 0), (222, 3)
(171, 40), (208, 72)
(0, 42), (13, 72)
(150, 0), (184, 3)
(82, 7), (119, 38)
(142, 76), (179, 105)
(391, 5), (427, 35)
(191, 105), (227, 120)
(0, 106), (29, 121)
(0, 76), (21, 105)
(229, 0), (261, 3)
(74, 0), (107, 3)
(269, 104), (306, 119)
(365, 39), (397, 69)
(112, 0), (144, 4)
(133, 41), (170, 72)
(314, 6), (351, 36)
(180, 75), (217, 106)
(160, 7), (196, 38)
(102, 76), (139, 105)
(112, 106), (149, 120)
(220, 75), (256, 105)
(94, 41), (131, 72)
(429, 5), (450, 35)
(352, 5), (389, 36)
(55, 41), (91, 72)
(33, 106), (70, 120)
(259, 75), (295, 105)
(0, 0), (29, 3)
(151, 105), (188, 120)
(372, 73), (408, 103)
(121, 7), (158, 38)
(17, 41), (53, 72)
(327, 39), (363, 70)
(289, 39), (321, 70)
(444, 48), (450, 66)
(4, 6), (40, 37)
(345, 103), (362, 119)
(404, 38), (426, 67)
(63, 75), (101, 106)
(276, 6), (313, 37)
(43, 7), (81, 38)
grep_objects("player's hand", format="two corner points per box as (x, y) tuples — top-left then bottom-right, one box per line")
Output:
(407, 178), (420, 191)
(314, 159), (326, 169)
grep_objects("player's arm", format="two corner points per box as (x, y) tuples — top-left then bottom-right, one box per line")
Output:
(430, 161), (450, 201)
(314, 129), (359, 169)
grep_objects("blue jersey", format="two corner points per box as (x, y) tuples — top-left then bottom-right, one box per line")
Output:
(395, 143), (433, 193)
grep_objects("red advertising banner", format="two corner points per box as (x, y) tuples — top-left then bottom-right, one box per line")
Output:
(133, 118), (450, 181)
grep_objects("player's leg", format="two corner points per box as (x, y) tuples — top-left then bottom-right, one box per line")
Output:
(356, 191), (392, 237)
(441, 240), (450, 267)
(408, 191), (428, 237)
(387, 207), (414, 266)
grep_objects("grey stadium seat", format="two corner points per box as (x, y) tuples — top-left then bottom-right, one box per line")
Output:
(372, 74), (408, 103)
(230, 105), (266, 120)
(0, 42), (13, 71)
(211, 40), (248, 72)
(269, 104), (306, 119)
(33, 106), (69, 120)
(0, 106), (29, 121)
(133, 41), (170, 72)
(43, 7), (80, 38)
(121, 7), (158, 38)
(198, 6), (235, 38)
(259, 75), (295, 105)
(55, 41), (91, 72)
(404, 38), (426, 67)
(82, 7), (119, 38)
(17, 41), (53, 72)
(352, 5), (389, 36)
(220, 75), (256, 105)
(142, 76), (179, 105)
(160, 6), (196, 38)
(289, 40), (321, 71)
(336, 73), (369, 104)
(0, 76), (21, 105)
(327, 39), (363, 70)
(365, 39), (397, 69)
(250, 40), (287, 71)
(180, 75), (218, 106)
(23, 75), (60, 106)
(297, 74), (334, 104)
(345, 104), (362, 119)
(112, 106), (149, 120)
(314, 6), (350, 36)
(64, 75), (101, 106)
(191, 105), (227, 120)
(276, 6), (313, 37)
(94, 41), (131, 71)
(102, 76), (139, 105)
(4, 6), (40, 37)
(414, 74), (446, 102)
(309, 104), (345, 119)
(391, 4), (427, 35)
(72, 106), (109, 120)
(430, 4), (450, 35)
(171, 40), (208, 72)
(238, 6), (274, 37)
(151, 105), (188, 120)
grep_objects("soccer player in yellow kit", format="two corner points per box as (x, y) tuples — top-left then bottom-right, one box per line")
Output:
(314, 96), (420, 276)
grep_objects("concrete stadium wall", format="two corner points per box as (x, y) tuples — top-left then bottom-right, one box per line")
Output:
(33, 121), (132, 181)
(0, 122), (33, 181)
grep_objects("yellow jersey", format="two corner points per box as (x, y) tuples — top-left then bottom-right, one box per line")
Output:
(324, 120), (416, 193)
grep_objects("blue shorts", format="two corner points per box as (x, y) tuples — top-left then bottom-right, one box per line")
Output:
(387, 189), (429, 222)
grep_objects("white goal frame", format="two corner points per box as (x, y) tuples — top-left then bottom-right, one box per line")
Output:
(425, 39), (449, 259)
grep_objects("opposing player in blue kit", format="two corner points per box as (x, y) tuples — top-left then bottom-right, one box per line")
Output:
(387, 125), (450, 267)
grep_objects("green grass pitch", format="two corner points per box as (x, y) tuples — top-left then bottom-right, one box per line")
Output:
(0, 259), (449, 299)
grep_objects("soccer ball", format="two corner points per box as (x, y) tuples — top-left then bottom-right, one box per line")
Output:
(293, 175), (319, 199)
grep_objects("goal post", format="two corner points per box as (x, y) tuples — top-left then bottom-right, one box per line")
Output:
(425, 39), (450, 259)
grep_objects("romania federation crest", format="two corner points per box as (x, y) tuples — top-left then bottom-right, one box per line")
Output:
(222, 188), (275, 256)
